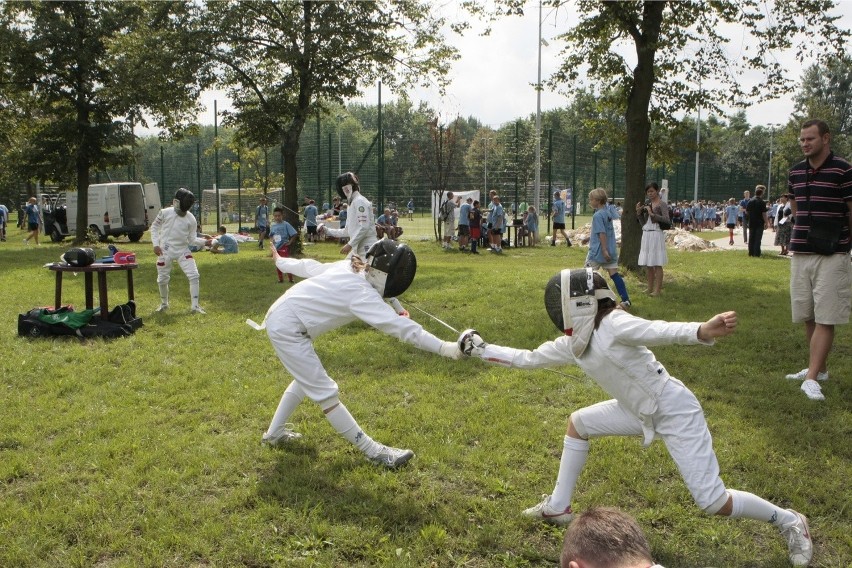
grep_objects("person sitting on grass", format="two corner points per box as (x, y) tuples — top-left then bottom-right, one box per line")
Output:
(210, 226), (239, 254)
(458, 268), (813, 567)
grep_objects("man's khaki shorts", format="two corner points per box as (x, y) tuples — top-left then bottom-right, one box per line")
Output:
(790, 253), (852, 325)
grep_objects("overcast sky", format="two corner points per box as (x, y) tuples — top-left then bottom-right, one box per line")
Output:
(187, 2), (852, 133)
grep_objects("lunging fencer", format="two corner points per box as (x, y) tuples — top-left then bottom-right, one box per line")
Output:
(319, 172), (377, 258)
(457, 268), (813, 567)
(252, 239), (462, 468)
(150, 188), (205, 314)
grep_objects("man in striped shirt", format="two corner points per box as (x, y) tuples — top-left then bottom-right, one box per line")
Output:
(785, 119), (852, 401)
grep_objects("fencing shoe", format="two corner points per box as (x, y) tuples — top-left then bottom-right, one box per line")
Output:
(155, 303), (169, 313)
(190, 306), (207, 315)
(261, 424), (303, 447)
(522, 494), (574, 526)
(800, 380), (825, 401)
(780, 510), (813, 567)
(368, 445), (415, 468)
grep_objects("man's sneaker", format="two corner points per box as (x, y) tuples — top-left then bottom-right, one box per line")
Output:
(261, 424), (303, 447)
(522, 494), (574, 526)
(800, 380), (825, 401)
(190, 306), (207, 315)
(368, 445), (415, 468)
(785, 368), (829, 382)
(780, 509), (813, 567)
(155, 304), (169, 313)
(619, 300), (632, 310)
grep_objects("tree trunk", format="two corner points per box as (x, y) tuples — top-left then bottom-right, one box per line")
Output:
(620, 1), (665, 271)
(74, 103), (90, 244)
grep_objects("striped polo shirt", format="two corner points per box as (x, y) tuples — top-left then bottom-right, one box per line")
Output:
(787, 152), (852, 254)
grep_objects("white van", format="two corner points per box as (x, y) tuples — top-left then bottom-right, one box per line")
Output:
(48, 182), (158, 242)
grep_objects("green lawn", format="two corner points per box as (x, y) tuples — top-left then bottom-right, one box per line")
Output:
(1, 225), (849, 567)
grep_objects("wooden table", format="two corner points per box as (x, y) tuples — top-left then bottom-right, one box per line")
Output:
(48, 263), (138, 319)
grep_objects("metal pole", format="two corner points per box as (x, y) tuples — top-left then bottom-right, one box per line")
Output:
(767, 127), (774, 202)
(694, 101), (700, 203)
(533, 0), (543, 219)
(214, 99), (220, 228)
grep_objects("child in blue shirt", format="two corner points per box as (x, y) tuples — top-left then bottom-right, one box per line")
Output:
(524, 205), (539, 246)
(586, 188), (631, 309)
(269, 207), (299, 283)
(211, 226), (239, 254)
(724, 198), (739, 246)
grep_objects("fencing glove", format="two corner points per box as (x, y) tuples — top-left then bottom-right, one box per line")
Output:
(458, 329), (488, 357)
(439, 341), (462, 360)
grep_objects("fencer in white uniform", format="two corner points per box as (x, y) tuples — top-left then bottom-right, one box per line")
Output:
(458, 268), (812, 567)
(150, 188), (204, 314)
(321, 172), (377, 258)
(254, 238), (461, 468)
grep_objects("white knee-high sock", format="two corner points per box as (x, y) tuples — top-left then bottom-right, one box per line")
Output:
(549, 436), (589, 511)
(325, 403), (380, 457)
(727, 489), (798, 527)
(189, 278), (200, 308)
(158, 283), (169, 305)
(266, 381), (305, 436)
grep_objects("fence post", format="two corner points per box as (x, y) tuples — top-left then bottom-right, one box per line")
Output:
(571, 134), (576, 228)
(160, 146), (165, 206)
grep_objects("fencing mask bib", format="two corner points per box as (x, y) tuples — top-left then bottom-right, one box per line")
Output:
(544, 268), (616, 358)
(364, 238), (417, 298)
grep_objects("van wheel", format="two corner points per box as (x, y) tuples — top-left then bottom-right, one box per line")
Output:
(128, 232), (143, 243)
(50, 227), (65, 243)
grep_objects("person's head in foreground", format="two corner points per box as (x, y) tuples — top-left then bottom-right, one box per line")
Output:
(561, 507), (658, 568)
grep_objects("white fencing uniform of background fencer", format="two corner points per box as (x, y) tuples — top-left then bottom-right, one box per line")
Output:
(150, 206), (200, 307)
(265, 257), (444, 402)
(324, 192), (376, 257)
(477, 310), (729, 513)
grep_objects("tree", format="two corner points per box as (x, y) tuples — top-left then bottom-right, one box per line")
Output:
(202, 0), (457, 229)
(544, 0), (848, 268)
(0, 2), (210, 241)
(793, 53), (852, 157)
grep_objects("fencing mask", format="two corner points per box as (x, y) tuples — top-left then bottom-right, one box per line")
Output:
(336, 172), (360, 203)
(364, 238), (417, 298)
(173, 188), (195, 216)
(61, 247), (96, 267)
(544, 268), (616, 358)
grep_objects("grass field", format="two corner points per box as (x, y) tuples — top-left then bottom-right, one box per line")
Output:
(1, 220), (850, 568)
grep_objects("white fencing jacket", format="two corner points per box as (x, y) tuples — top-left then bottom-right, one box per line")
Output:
(150, 207), (197, 258)
(263, 257), (443, 353)
(478, 309), (713, 446)
(325, 192), (377, 257)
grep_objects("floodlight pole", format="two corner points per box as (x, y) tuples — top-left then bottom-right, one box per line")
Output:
(533, 1), (543, 214)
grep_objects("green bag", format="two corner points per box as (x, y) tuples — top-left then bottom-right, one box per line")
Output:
(37, 308), (99, 329)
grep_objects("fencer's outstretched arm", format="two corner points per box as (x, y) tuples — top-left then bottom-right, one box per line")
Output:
(459, 329), (575, 369)
(270, 243), (341, 278)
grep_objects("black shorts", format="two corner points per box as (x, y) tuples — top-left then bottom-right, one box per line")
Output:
(490, 228), (503, 236)
(28, 222), (39, 231)
(307, 225), (317, 235)
(457, 224), (470, 236)
(553, 222), (566, 230)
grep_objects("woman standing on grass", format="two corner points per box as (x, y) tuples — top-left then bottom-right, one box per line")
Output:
(635, 182), (669, 296)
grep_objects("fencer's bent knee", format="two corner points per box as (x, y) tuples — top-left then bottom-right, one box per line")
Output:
(319, 395), (340, 412)
(702, 491), (730, 515)
(568, 413), (588, 440)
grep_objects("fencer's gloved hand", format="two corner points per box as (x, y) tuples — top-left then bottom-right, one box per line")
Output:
(438, 341), (463, 360)
(458, 329), (488, 357)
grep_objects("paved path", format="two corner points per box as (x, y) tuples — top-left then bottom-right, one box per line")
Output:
(706, 226), (790, 256)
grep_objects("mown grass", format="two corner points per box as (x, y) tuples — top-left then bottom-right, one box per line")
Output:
(1, 224), (849, 568)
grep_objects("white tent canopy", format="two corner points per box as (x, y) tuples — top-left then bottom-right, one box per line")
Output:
(430, 190), (481, 223)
